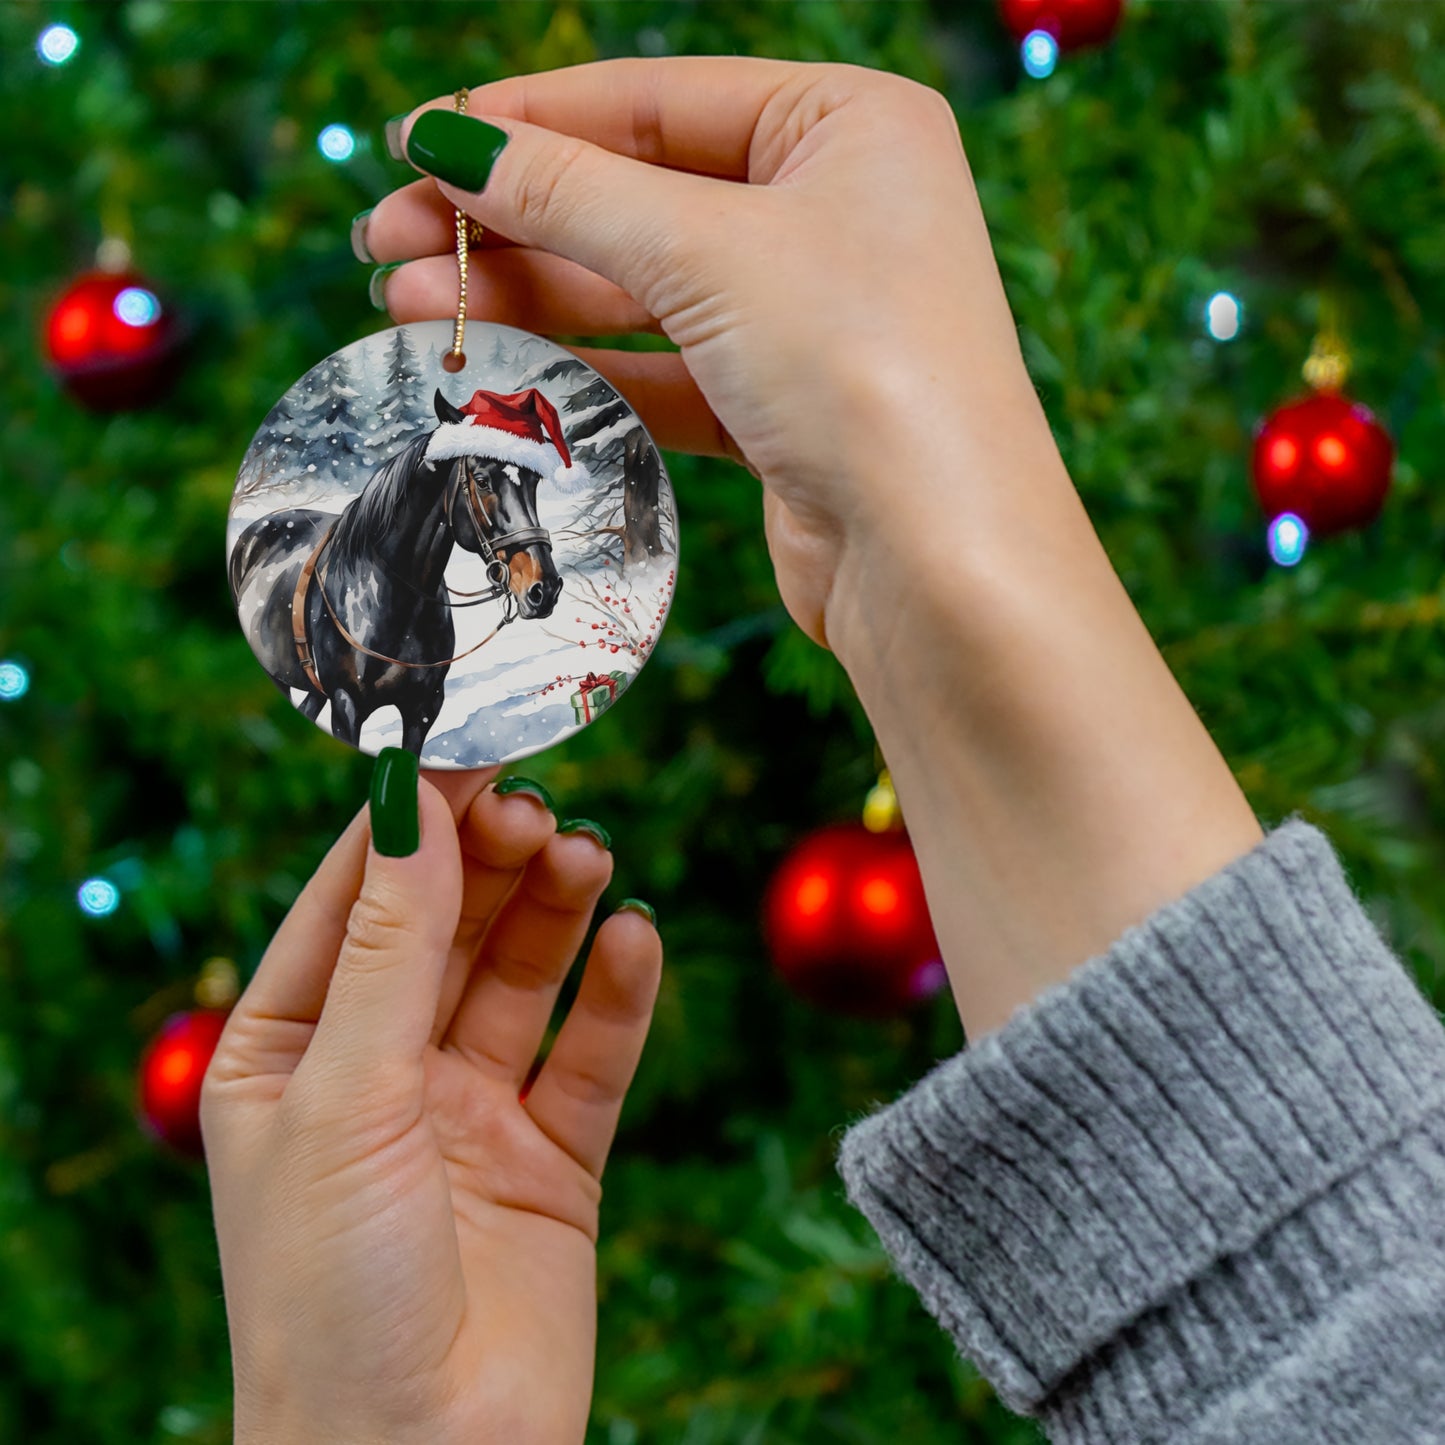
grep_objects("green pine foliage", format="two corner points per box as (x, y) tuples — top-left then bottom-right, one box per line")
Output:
(1, 3), (1442, 1442)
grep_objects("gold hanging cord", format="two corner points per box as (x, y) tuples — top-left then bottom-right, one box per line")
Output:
(443, 88), (487, 373)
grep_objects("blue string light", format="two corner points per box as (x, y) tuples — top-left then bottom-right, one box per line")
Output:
(318, 124), (356, 162)
(1021, 30), (1059, 79)
(78, 878), (121, 918)
(114, 287), (162, 328)
(0, 660), (29, 701)
(1268, 512), (1309, 567)
(37, 24), (79, 66)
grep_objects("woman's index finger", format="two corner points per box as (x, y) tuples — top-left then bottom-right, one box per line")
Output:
(453, 55), (807, 180)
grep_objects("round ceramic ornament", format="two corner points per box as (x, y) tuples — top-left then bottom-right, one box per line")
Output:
(227, 318), (678, 768)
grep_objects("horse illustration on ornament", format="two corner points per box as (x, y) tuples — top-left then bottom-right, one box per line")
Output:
(229, 386), (585, 753)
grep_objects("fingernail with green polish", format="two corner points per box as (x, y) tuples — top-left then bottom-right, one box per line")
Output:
(405, 110), (510, 192)
(370, 747), (420, 857)
(369, 261), (404, 311)
(384, 113), (409, 162)
(350, 208), (375, 264)
(558, 817), (612, 850)
(493, 775), (556, 813)
(617, 897), (656, 926)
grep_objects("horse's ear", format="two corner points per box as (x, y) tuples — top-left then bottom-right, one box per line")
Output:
(434, 390), (465, 425)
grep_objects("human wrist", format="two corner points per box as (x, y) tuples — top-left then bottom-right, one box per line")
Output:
(234, 1412), (426, 1445)
(824, 420), (1262, 1039)
(822, 359), (1077, 668)
(233, 1381), (419, 1445)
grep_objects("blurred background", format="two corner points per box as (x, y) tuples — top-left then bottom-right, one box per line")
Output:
(2, 2), (1444, 1442)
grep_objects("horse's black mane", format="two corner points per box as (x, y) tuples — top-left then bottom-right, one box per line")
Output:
(330, 432), (438, 571)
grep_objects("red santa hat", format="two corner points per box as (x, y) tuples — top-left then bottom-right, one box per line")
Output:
(426, 386), (589, 490)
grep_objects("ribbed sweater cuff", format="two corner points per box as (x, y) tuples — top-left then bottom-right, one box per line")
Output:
(835, 818), (1445, 1429)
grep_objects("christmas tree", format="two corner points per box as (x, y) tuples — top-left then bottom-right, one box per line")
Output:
(2, 3), (1443, 1443)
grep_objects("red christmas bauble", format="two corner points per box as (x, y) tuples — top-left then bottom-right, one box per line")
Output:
(998, 0), (1124, 49)
(137, 1009), (230, 1157)
(1251, 392), (1394, 537)
(763, 822), (945, 1017)
(44, 269), (182, 410)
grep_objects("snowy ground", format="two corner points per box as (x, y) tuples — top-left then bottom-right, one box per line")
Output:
(230, 488), (675, 768)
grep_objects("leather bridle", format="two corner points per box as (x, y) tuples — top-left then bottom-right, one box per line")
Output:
(442, 454), (551, 616)
(290, 453), (552, 695)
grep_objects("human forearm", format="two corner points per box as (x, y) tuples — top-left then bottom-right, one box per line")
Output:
(837, 817), (1445, 1439)
(825, 384), (1262, 1040)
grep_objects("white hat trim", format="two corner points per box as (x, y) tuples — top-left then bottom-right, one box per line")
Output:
(426, 423), (560, 474)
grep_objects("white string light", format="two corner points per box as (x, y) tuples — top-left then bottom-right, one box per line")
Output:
(77, 878), (121, 918)
(1267, 512), (1308, 567)
(1205, 291), (1243, 342)
(318, 124), (356, 162)
(37, 24), (79, 66)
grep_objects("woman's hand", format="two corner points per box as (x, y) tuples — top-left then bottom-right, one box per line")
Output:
(362, 59), (1262, 1040)
(202, 763), (661, 1445)
(362, 56), (1051, 655)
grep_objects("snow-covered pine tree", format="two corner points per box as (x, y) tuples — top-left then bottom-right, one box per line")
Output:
(290, 349), (370, 488)
(483, 329), (512, 374)
(370, 327), (431, 460)
(235, 396), (306, 502)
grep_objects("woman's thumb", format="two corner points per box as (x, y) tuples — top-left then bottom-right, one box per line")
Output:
(303, 751), (463, 1088)
(396, 106), (724, 311)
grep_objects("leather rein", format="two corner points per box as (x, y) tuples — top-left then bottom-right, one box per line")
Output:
(290, 456), (549, 696)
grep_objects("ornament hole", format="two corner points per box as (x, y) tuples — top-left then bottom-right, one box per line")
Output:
(442, 350), (467, 374)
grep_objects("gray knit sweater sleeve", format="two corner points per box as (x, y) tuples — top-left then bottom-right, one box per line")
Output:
(835, 818), (1445, 1443)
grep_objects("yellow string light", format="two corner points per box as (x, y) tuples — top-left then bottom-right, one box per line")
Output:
(1303, 295), (1350, 392)
(863, 767), (902, 833)
(194, 956), (240, 1011)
